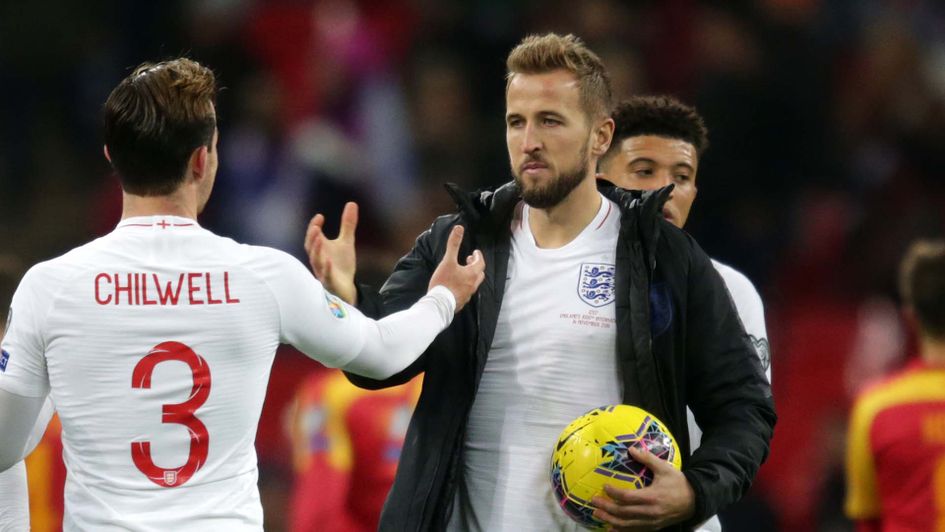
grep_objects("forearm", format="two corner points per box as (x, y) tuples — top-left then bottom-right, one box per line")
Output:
(342, 285), (454, 380)
(683, 397), (775, 524)
(0, 461), (30, 530)
(0, 389), (47, 472)
(683, 238), (776, 521)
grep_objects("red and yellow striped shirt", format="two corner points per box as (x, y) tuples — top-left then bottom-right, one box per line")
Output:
(845, 360), (945, 532)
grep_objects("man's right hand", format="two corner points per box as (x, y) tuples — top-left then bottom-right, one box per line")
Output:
(305, 202), (358, 305)
(429, 225), (485, 313)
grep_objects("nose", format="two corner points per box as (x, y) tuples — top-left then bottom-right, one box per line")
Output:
(521, 123), (542, 154)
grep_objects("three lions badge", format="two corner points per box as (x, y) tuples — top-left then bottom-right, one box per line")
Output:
(577, 263), (615, 307)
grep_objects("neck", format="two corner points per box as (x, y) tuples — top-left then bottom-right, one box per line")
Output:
(121, 189), (198, 220)
(920, 335), (945, 366)
(527, 175), (601, 249)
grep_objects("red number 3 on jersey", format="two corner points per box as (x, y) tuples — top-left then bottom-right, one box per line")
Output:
(131, 341), (211, 487)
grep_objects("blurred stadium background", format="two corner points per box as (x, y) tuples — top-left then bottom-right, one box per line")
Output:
(1, 0), (943, 530)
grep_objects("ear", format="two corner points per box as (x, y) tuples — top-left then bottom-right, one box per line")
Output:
(189, 145), (209, 181)
(590, 117), (615, 158)
(103, 145), (112, 164)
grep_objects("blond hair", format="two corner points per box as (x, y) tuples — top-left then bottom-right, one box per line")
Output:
(506, 33), (613, 120)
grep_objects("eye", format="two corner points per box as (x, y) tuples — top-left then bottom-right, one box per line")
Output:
(542, 117), (561, 127)
(675, 174), (690, 182)
(635, 168), (653, 177)
(507, 117), (523, 128)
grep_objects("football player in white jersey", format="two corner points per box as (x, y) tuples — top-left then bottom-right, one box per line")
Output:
(0, 58), (485, 531)
(598, 94), (772, 532)
(306, 34), (774, 532)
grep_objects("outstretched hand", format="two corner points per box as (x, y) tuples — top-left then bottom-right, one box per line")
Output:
(429, 225), (485, 312)
(305, 202), (359, 305)
(591, 446), (695, 531)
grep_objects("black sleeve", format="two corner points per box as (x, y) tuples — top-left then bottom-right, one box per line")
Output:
(344, 214), (459, 390)
(680, 237), (777, 525)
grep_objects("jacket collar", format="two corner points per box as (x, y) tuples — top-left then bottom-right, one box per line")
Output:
(599, 180), (674, 273)
(443, 180), (673, 267)
(444, 179), (672, 218)
(443, 180), (520, 231)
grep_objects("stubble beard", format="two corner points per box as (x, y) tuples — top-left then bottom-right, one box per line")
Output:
(513, 146), (590, 210)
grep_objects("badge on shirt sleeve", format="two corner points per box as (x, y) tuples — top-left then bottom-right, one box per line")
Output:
(578, 263), (615, 307)
(750, 335), (771, 372)
(0, 349), (9, 372)
(324, 293), (347, 319)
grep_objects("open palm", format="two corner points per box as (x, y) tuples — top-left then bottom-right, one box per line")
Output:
(305, 201), (359, 304)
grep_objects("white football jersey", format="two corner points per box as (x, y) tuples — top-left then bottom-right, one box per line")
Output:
(688, 259), (770, 532)
(449, 196), (623, 531)
(0, 215), (368, 531)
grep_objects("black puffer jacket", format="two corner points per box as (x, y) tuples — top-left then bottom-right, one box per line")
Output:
(349, 181), (776, 531)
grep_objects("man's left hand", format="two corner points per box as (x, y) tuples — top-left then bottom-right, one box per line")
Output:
(591, 446), (695, 531)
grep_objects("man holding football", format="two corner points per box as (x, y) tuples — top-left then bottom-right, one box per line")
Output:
(308, 33), (775, 531)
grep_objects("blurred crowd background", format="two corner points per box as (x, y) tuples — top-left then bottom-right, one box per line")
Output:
(1, 0), (944, 530)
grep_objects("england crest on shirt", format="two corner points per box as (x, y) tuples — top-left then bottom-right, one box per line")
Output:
(578, 263), (616, 307)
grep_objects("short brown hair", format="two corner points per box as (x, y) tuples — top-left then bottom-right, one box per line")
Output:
(506, 33), (613, 120)
(605, 96), (710, 161)
(103, 58), (217, 196)
(899, 240), (945, 340)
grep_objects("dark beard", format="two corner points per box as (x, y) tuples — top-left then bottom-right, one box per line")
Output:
(513, 147), (590, 210)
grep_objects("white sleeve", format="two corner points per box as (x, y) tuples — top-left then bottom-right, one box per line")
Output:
(341, 285), (455, 379)
(0, 388), (47, 472)
(0, 397), (55, 530)
(264, 252), (455, 377)
(730, 280), (770, 383)
(0, 461), (30, 532)
(0, 267), (52, 398)
(264, 253), (369, 368)
(715, 262), (771, 383)
(0, 397), (56, 528)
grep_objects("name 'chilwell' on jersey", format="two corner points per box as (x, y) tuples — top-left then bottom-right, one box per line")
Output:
(93, 271), (240, 306)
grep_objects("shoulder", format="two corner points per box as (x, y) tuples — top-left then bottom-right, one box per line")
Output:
(225, 241), (307, 275)
(410, 212), (470, 261)
(34, 235), (113, 271)
(711, 259), (765, 313)
(852, 365), (945, 428)
(427, 212), (465, 234)
(443, 180), (520, 230)
(658, 220), (699, 251)
(230, 244), (323, 309)
(15, 241), (106, 299)
(649, 222), (710, 277)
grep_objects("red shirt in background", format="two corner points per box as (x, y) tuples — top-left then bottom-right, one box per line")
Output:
(287, 370), (421, 532)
